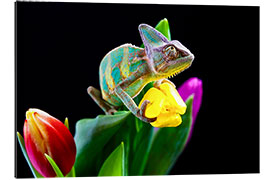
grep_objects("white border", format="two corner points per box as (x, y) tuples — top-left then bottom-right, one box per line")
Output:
(14, 0), (261, 6)
(1, 0), (269, 180)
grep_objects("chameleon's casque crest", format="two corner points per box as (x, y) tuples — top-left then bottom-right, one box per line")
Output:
(139, 24), (169, 50)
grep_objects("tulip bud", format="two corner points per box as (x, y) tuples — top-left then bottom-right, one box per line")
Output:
(178, 77), (203, 142)
(23, 108), (76, 177)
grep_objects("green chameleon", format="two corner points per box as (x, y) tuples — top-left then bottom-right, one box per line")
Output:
(88, 23), (194, 123)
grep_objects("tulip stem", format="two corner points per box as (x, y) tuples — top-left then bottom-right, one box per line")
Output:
(66, 166), (76, 177)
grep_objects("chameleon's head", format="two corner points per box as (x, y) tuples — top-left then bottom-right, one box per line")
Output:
(139, 24), (194, 78)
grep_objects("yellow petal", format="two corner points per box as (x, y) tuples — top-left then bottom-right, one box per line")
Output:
(159, 83), (187, 114)
(25, 110), (46, 152)
(150, 110), (182, 128)
(139, 87), (166, 118)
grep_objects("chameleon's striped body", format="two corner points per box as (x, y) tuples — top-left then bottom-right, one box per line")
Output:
(100, 44), (150, 106)
(88, 23), (194, 123)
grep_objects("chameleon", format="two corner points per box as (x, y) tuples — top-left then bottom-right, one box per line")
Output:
(87, 23), (194, 123)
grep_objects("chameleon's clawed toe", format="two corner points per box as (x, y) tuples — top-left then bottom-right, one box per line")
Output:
(107, 108), (117, 115)
(140, 100), (150, 114)
(146, 117), (157, 123)
(138, 100), (156, 123)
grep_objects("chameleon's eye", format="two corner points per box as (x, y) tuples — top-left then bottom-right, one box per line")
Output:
(165, 46), (175, 52)
(163, 45), (179, 60)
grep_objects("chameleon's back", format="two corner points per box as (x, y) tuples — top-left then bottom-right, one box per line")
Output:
(99, 44), (148, 106)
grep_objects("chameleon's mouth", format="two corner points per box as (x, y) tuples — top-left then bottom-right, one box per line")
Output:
(166, 54), (194, 79)
(166, 64), (190, 79)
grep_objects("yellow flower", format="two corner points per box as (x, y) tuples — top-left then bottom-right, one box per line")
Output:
(139, 83), (187, 128)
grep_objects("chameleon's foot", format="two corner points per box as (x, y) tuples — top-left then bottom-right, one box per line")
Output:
(137, 100), (157, 123)
(87, 86), (117, 115)
(154, 79), (176, 88)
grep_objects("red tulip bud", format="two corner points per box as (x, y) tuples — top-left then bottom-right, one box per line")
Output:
(23, 108), (76, 177)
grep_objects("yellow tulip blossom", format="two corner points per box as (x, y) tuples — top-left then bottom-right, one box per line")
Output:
(139, 82), (187, 128)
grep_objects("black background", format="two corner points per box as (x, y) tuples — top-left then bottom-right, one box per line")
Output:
(15, 2), (259, 178)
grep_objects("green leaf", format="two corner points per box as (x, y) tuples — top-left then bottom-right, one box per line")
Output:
(99, 116), (135, 176)
(155, 18), (171, 41)
(64, 117), (69, 130)
(16, 132), (43, 178)
(129, 122), (154, 175)
(143, 96), (193, 175)
(44, 154), (64, 177)
(65, 166), (76, 177)
(98, 142), (125, 176)
(74, 111), (131, 176)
